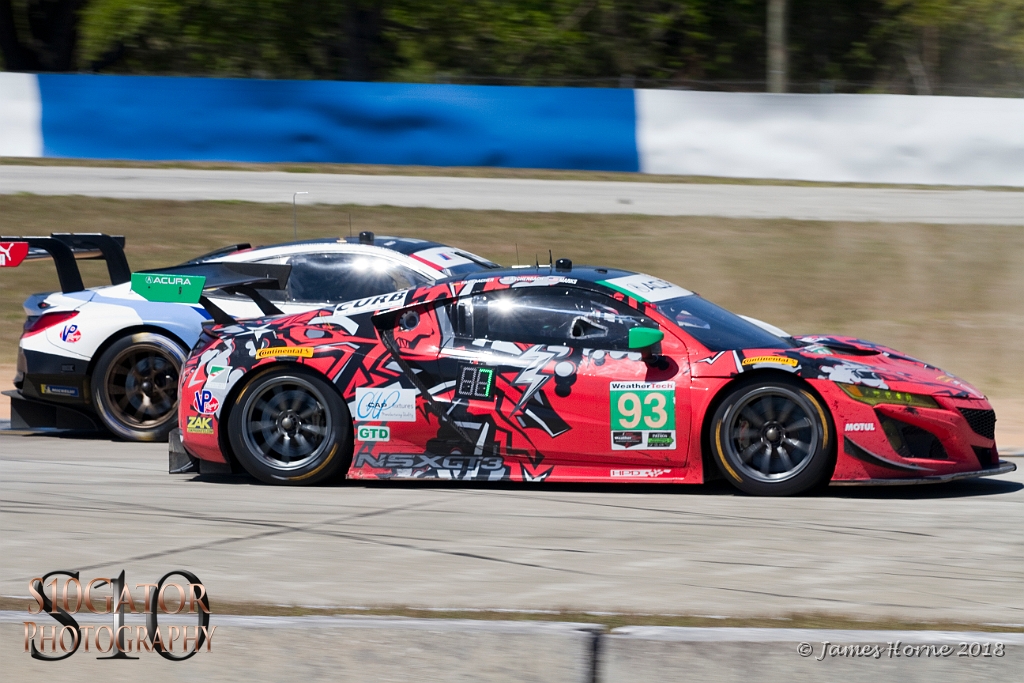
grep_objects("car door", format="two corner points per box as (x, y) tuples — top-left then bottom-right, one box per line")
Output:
(421, 284), (691, 481)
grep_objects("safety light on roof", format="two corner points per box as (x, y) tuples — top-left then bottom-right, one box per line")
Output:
(837, 383), (939, 409)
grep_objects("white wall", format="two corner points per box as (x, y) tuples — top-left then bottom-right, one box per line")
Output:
(0, 73), (43, 157)
(636, 89), (1024, 186)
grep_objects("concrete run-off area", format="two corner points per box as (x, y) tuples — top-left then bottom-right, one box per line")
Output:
(3, 165), (1024, 224)
(2, 436), (1023, 625)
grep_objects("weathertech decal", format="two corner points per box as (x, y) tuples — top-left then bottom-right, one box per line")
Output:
(609, 381), (676, 450)
(255, 346), (314, 359)
(742, 355), (799, 367)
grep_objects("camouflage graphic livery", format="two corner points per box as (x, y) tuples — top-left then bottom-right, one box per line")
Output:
(176, 265), (1015, 495)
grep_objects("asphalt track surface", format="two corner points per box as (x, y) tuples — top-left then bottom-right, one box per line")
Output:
(3, 165), (1024, 223)
(2, 434), (1022, 623)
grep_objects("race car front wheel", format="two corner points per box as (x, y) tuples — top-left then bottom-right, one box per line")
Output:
(227, 369), (351, 485)
(92, 332), (187, 442)
(710, 377), (835, 496)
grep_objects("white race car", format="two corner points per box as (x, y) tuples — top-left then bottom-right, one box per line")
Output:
(2, 232), (498, 441)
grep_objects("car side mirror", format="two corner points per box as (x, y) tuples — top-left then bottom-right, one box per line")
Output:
(628, 327), (664, 351)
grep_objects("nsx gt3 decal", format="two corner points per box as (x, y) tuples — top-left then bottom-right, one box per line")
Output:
(0, 241), (29, 267)
(186, 416), (214, 434)
(255, 346), (314, 359)
(354, 387), (418, 422)
(354, 451), (508, 480)
(599, 274), (692, 302)
(609, 381), (676, 450)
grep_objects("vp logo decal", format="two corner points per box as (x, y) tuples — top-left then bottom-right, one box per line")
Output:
(60, 324), (81, 343)
(193, 390), (219, 415)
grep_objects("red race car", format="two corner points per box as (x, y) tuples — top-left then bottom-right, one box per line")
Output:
(166, 261), (1015, 495)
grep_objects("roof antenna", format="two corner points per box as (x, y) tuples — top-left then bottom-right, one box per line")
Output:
(348, 213), (353, 238)
(535, 254), (539, 268)
(292, 192), (308, 239)
(548, 249), (553, 272)
(515, 243), (520, 265)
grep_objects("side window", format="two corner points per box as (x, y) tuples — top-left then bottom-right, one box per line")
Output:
(450, 287), (654, 349)
(284, 253), (431, 304)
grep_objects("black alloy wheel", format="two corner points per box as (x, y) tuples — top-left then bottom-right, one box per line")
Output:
(228, 369), (351, 485)
(92, 332), (186, 442)
(710, 376), (835, 496)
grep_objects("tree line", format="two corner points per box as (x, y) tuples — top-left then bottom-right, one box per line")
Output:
(2, 0), (1023, 94)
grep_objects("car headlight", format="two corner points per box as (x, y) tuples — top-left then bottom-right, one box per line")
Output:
(837, 383), (939, 409)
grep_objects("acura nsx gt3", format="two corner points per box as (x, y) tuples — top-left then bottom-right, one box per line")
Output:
(171, 262), (1014, 495)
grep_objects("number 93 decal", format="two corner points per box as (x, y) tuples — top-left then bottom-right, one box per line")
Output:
(609, 381), (676, 450)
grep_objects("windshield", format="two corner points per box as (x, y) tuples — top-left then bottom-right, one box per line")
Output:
(656, 295), (794, 351)
(438, 249), (501, 277)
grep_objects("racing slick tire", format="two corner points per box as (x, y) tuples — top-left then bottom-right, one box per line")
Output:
(92, 332), (187, 442)
(709, 376), (835, 496)
(227, 369), (352, 485)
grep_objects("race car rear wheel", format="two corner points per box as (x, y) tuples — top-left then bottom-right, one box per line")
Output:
(227, 370), (351, 485)
(92, 332), (187, 442)
(710, 377), (834, 496)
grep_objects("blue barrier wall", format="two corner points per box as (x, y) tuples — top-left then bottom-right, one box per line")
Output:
(36, 74), (639, 172)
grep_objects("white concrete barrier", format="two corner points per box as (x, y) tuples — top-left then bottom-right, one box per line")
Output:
(636, 89), (1024, 186)
(600, 626), (1024, 683)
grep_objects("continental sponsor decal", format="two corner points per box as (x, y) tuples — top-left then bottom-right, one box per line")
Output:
(742, 355), (799, 367)
(255, 346), (314, 359)
(186, 416), (214, 434)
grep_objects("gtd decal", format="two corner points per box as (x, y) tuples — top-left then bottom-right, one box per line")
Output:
(60, 324), (81, 343)
(357, 426), (390, 442)
(193, 390), (219, 415)
(845, 422), (876, 432)
(23, 570), (212, 661)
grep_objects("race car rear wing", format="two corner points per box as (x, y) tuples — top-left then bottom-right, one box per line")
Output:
(0, 233), (130, 293)
(132, 262), (292, 326)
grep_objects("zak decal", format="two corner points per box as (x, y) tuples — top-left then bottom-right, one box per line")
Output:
(609, 381), (676, 450)
(354, 387), (418, 422)
(255, 346), (314, 359)
(186, 416), (214, 434)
